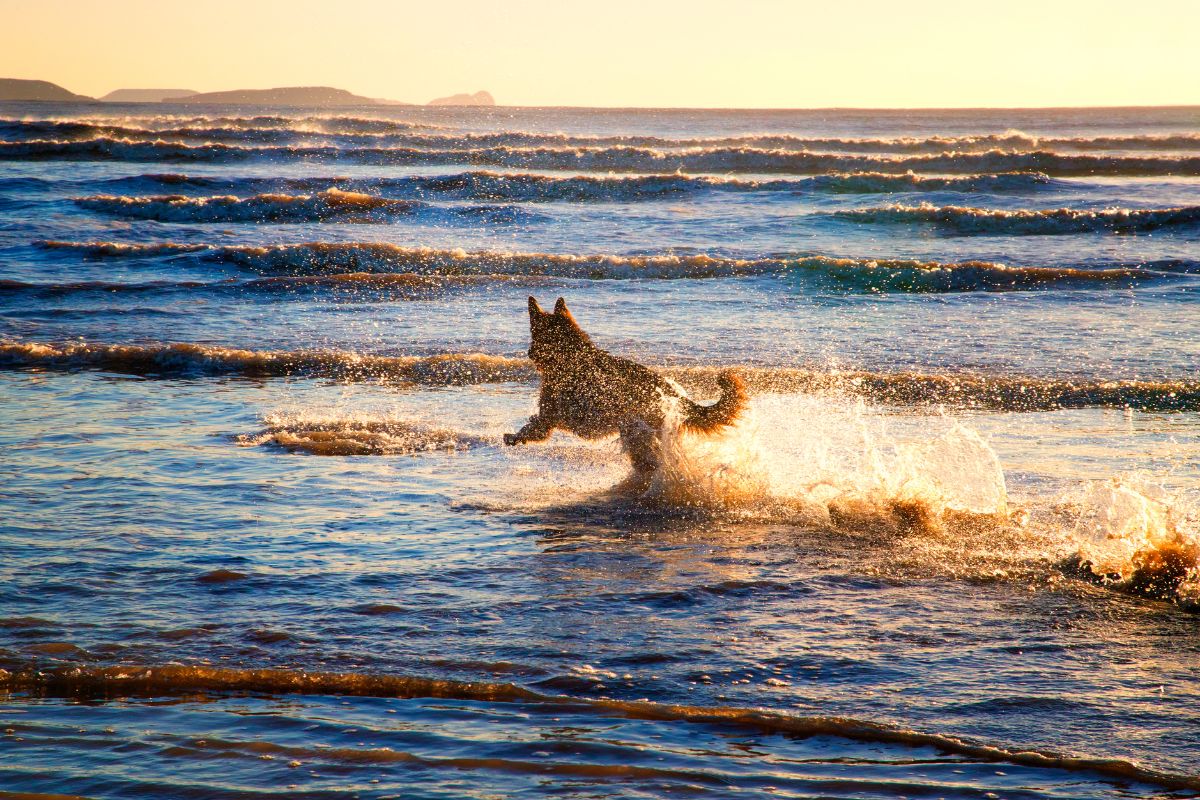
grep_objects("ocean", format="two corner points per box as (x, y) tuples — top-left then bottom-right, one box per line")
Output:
(0, 102), (1198, 799)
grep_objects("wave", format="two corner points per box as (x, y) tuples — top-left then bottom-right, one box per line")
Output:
(88, 169), (1055, 202)
(33, 240), (211, 258)
(7, 138), (1200, 175)
(237, 415), (495, 455)
(799, 170), (1055, 194)
(75, 188), (423, 223)
(3, 170), (1053, 201)
(833, 203), (1200, 234)
(0, 137), (270, 162)
(7, 119), (1200, 153)
(3, 340), (1197, 411)
(715, 130), (1200, 154)
(33, 240), (1192, 292)
(0, 114), (441, 136)
(0, 341), (535, 384)
(0, 272), (547, 301)
(73, 190), (537, 225)
(700, 130), (1200, 154)
(0, 663), (1195, 791)
(0, 120), (309, 146)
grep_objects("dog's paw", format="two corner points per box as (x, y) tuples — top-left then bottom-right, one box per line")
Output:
(503, 433), (519, 446)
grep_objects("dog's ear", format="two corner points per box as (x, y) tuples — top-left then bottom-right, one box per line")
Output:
(553, 298), (586, 334)
(528, 296), (544, 317)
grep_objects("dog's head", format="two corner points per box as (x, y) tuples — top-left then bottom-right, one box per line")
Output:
(527, 296), (592, 369)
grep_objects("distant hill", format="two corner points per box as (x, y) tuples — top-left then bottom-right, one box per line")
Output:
(0, 78), (92, 102)
(428, 90), (495, 107)
(171, 86), (382, 106)
(101, 88), (198, 103)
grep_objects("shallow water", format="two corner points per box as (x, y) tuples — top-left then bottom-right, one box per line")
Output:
(1, 102), (1198, 799)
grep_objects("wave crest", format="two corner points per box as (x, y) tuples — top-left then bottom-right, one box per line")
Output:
(7, 138), (1200, 175)
(93, 169), (1055, 201)
(0, 272), (547, 300)
(35, 239), (1189, 293)
(3, 340), (1197, 411)
(834, 203), (1200, 234)
(7, 118), (1200, 153)
(0, 341), (535, 384)
(0, 114), (442, 136)
(76, 188), (421, 223)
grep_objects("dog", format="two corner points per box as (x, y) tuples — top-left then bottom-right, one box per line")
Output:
(504, 297), (746, 489)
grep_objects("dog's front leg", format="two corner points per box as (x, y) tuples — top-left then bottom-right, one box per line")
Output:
(504, 415), (553, 446)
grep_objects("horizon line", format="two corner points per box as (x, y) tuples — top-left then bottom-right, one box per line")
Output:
(3, 99), (1200, 114)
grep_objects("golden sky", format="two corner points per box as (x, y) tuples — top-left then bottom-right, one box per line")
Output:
(2, 0), (1197, 108)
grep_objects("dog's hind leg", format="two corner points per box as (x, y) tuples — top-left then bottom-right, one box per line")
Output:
(616, 422), (659, 494)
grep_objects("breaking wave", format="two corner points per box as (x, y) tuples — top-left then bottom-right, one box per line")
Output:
(72, 189), (534, 224)
(797, 170), (1055, 193)
(0, 272), (546, 300)
(0, 115), (442, 137)
(0, 137), (272, 162)
(32, 240), (211, 257)
(0, 663), (1195, 791)
(91, 169), (1056, 201)
(0, 341), (534, 384)
(32, 239), (1193, 291)
(6, 138), (1200, 175)
(3, 340), (1198, 411)
(834, 202), (1200, 234)
(76, 188), (420, 223)
(7, 119), (1200, 153)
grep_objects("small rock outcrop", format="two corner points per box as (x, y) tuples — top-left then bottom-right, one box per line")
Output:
(427, 90), (495, 107)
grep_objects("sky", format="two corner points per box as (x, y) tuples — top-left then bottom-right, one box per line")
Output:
(2, 0), (1198, 108)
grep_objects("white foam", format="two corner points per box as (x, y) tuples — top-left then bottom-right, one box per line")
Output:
(1069, 477), (1198, 592)
(643, 393), (1009, 524)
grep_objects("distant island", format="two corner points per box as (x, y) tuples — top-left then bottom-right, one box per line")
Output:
(101, 88), (198, 102)
(428, 90), (494, 106)
(0, 78), (92, 102)
(171, 86), (393, 106)
(1, 79), (498, 108)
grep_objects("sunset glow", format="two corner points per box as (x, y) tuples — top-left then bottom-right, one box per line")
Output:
(2, 0), (1198, 107)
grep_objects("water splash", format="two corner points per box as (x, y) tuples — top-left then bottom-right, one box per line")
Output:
(642, 393), (1008, 531)
(1064, 477), (1199, 607)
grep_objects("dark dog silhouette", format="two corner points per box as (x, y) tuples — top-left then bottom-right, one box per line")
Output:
(505, 297), (745, 488)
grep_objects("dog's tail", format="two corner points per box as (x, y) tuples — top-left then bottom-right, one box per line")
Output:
(683, 371), (747, 433)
